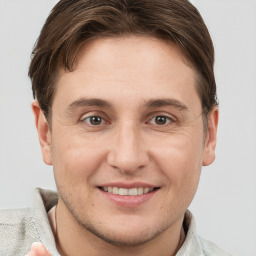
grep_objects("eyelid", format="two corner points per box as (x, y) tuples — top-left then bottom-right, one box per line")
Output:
(80, 111), (108, 121)
(150, 116), (172, 123)
(79, 112), (112, 130)
(83, 116), (103, 124)
(145, 112), (177, 123)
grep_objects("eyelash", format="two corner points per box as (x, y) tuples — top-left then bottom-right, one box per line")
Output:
(80, 113), (176, 128)
(81, 115), (107, 126)
(147, 115), (174, 126)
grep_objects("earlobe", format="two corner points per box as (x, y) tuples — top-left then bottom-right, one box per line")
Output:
(203, 106), (219, 166)
(32, 101), (53, 165)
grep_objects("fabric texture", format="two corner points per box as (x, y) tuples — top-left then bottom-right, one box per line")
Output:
(0, 188), (232, 256)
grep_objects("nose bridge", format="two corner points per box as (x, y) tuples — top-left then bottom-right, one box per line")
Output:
(107, 120), (149, 173)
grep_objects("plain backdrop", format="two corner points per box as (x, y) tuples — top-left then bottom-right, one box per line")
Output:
(0, 1), (255, 255)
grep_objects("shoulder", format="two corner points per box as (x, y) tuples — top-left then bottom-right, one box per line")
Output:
(0, 208), (39, 255)
(200, 237), (233, 256)
(177, 210), (234, 256)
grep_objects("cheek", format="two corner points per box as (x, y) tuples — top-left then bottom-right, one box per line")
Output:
(151, 131), (203, 192)
(50, 130), (107, 185)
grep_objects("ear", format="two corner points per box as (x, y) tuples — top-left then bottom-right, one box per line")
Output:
(32, 101), (52, 165)
(203, 106), (219, 166)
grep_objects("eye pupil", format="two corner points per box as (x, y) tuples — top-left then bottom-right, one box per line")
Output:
(90, 116), (102, 125)
(155, 116), (167, 125)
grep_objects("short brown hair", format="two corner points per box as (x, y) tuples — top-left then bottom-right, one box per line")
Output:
(29, 0), (217, 120)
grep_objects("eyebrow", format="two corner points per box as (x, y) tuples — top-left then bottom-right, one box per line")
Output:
(65, 97), (188, 114)
(66, 98), (112, 113)
(145, 98), (189, 111)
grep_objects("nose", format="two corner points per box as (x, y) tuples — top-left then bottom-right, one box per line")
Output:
(107, 121), (149, 174)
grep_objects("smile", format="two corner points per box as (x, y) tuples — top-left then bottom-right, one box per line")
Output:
(100, 187), (159, 196)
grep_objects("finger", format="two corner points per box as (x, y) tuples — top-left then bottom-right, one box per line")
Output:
(25, 242), (52, 256)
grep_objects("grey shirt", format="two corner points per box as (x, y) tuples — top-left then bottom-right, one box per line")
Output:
(0, 188), (232, 256)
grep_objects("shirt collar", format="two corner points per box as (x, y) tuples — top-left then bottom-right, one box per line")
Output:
(176, 210), (204, 255)
(33, 188), (60, 256)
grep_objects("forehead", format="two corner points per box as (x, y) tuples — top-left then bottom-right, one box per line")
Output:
(53, 36), (201, 114)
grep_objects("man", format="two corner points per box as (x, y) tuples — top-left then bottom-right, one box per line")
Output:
(0, 0), (232, 255)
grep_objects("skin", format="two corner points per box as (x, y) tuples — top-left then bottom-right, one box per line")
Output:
(26, 242), (52, 256)
(32, 36), (218, 256)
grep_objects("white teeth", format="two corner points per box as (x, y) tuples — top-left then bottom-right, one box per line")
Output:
(102, 186), (155, 196)
(143, 188), (149, 193)
(119, 188), (128, 196)
(128, 188), (137, 196)
(137, 187), (144, 195)
(112, 187), (119, 194)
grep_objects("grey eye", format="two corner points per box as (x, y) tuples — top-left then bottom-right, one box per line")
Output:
(85, 116), (103, 125)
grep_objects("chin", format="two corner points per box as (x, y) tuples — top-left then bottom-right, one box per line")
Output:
(75, 210), (175, 248)
(82, 222), (164, 247)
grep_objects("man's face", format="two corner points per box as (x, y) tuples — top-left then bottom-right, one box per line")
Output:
(35, 36), (218, 245)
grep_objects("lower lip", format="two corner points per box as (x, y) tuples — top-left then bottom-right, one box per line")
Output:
(98, 188), (158, 208)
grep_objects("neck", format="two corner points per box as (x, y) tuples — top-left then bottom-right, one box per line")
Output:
(50, 201), (186, 256)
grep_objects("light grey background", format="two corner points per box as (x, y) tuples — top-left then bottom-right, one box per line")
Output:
(0, 1), (255, 255)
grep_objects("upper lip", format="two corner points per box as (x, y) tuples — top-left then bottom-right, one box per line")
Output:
(97, 182), (158, 189)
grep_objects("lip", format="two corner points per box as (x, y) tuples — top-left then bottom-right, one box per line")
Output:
(97, 182), (160, 208)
